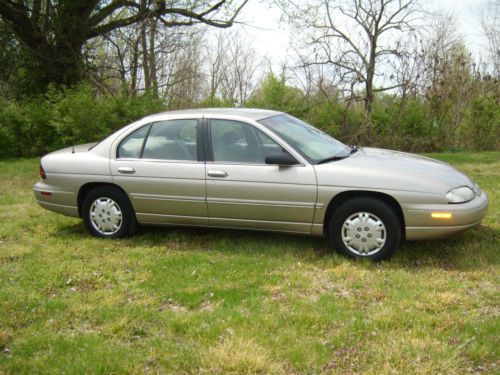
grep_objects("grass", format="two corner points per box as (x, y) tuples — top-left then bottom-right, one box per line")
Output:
(0, 151), (498, 374)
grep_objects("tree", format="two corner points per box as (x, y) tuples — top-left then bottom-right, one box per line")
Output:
(0, 0), (248, 91)
(478, 0), (500, 77)
(419, 13), (474, 148)
(205, 31), (260, 106)
(276, 0), (421, 135)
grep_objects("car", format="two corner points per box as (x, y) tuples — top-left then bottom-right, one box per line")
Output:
(34, 108), (488, 260)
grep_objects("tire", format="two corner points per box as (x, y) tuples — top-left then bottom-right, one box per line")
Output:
(82, 186), (137, 238)
(328, 197), (402, 261)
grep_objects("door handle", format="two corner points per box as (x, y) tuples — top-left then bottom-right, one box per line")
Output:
(118, 167), (135, 174)
(207, 170), (228, 177)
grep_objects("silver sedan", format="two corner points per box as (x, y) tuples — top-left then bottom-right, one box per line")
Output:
(34, 108), (488, 260)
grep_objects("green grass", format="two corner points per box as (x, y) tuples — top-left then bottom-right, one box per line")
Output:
(0, 151), (499, 374)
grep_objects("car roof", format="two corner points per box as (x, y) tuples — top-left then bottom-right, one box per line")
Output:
(142, 108), (283, 122)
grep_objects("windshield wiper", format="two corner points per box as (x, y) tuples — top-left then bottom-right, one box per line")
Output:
(317, 154), (349, 164)
(317, 146), (358, 164)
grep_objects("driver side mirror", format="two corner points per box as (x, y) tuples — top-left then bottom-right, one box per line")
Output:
(265, 151), (299, 166)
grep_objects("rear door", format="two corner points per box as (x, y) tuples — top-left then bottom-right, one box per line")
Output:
(110, 118), (208, 226)
(205, 118), (317, 233)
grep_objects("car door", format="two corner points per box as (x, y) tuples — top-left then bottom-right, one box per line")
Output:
(205, 118), (317, 233)
(110, 118), (208, 226)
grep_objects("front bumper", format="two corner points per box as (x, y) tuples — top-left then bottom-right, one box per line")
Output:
(403, 191), (488, 240)
(33, 181), (79, 217)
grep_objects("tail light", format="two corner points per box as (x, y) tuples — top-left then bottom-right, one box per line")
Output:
(39, 164), (46, 180)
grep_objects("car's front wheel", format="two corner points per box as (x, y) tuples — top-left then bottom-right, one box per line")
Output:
(82, 186), (137, 238)
(328, 197), (402, 261)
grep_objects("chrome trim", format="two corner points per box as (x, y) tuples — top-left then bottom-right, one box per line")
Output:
(137, 212), (207, 220)
(207, 170), (228, 177)
(131, 193), (205, 202)
(207, 197), (315, 208)
(118, 166), (135, 174)
(111, 117), (200, 161)
(209, 216), (311, 226)
(139, 221), (311, 235)
(115, 158), (203, 164)
(205, 161), (305, 167)
(137, 212), (312, 230)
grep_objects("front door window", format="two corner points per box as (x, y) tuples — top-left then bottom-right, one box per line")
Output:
(210, 119), (281, 164)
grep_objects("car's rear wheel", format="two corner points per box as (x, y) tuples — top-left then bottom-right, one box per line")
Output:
(328, 197), (402, 260)
(82, 186), (137, 238)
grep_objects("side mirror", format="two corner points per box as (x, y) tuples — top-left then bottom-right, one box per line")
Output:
(265, 151), (299, 166)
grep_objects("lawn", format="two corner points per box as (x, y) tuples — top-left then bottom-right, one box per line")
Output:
(0, 152), (498, 374)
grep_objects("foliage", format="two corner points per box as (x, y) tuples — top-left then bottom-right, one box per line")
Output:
(0, 74), (498, 158)
(0, 21), (43, 98)
(463, 93), (500, 151)
(0, 1), (247, 92)
(246, 74), (308, 118)
(0, 85), (164, 158)
(0, 153), (498, 373)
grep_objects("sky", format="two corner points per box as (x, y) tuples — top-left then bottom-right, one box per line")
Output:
(226, 0), (492, 67)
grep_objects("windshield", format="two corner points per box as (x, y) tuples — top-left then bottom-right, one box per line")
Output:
(259, 114), (350, 163)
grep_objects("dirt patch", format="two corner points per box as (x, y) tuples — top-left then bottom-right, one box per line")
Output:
(159, 298), (188, 312)
(321, 347), (359, 373)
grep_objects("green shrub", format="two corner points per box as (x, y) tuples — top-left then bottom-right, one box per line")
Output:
(0, 84), (165, 157)
(462, 93), (499, 151)
(0, 78), (497, 158)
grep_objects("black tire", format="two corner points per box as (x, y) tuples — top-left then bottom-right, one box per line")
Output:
(328, 197), (402, 261)
(82, 186), (137, 238)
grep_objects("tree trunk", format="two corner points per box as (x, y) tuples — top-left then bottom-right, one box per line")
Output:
(364, 37), (378, 142)
(130, 38), (140, 95)
(37, 43), (85, 88)
(141, 20), (151, 94)
(149, 18), (158, 98)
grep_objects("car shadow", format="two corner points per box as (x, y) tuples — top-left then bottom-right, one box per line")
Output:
(395, 225), (499, 270)
(133, 225), (332, 257)
(51, 222), (497, 271)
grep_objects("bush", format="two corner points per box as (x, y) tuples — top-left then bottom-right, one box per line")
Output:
(0, 84), (164, 157)
(462, 93), (499, 151)
(0, 78), (497, 158)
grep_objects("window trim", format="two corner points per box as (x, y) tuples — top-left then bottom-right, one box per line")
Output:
(206, 118), (303, 166)
(115, 118), (201, 162)
(258, 114), (350, 165)
(116, 123), (151, 159)
(139, 123), (153, 158)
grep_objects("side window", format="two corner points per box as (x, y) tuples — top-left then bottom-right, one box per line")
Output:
(142, 119), (198, 161)
(210, 119), (281, 164)
(256, 128), (282, 153)
(117, 125), (150, 159)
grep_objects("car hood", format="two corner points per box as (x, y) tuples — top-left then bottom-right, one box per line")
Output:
(314, 147), (474, 195)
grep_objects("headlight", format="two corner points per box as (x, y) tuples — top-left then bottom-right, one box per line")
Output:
(446, 186), (475, 203)
(473, 183), (482, 197)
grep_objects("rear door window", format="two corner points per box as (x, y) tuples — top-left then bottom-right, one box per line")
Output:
(142, 119), (198, 161)
(117, 125), (150, 159)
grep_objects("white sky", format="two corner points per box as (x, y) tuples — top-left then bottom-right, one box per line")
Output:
(225, 0), (492, 67)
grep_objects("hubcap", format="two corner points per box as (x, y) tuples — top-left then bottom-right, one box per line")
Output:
(341, 212), (386, 256)
(90, 197), (122, 235)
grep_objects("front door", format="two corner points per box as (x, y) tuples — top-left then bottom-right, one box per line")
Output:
(205, 119), (317, 233)
(110, 118), (208, 226)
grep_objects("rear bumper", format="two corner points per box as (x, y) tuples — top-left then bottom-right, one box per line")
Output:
(33, 181), (79, 217)
(404, 192), (488, 240)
